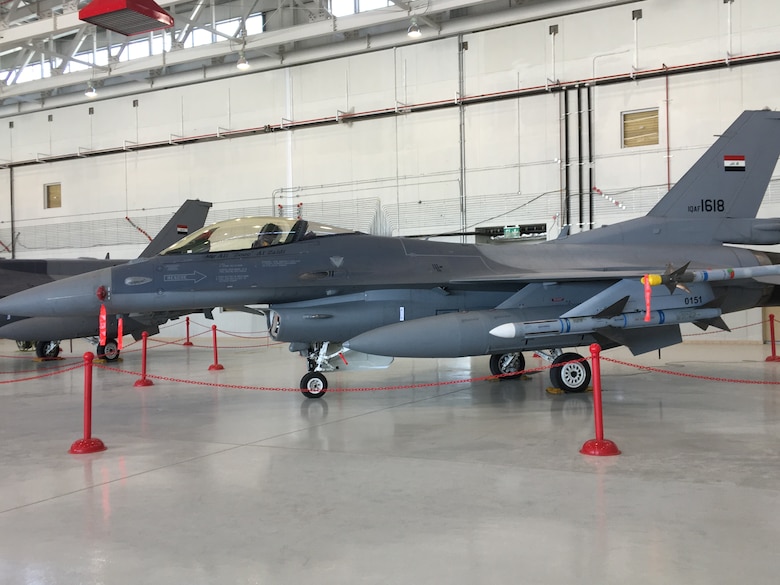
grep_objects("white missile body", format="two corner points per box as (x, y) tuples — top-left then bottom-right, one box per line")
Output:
(489, 307), (723, 339)
(646, 263), (780, 288)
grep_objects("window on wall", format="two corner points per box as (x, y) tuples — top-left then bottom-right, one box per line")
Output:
(45, 183), (62, 209)
(622, 109), (659, 148)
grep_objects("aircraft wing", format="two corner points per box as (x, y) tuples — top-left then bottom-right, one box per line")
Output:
(450, 269), (653, 285)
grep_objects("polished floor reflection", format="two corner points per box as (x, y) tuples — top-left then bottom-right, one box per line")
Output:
(0, 337), (779, 584)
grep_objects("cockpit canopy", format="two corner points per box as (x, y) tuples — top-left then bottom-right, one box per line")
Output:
(161, 216), (355, 255)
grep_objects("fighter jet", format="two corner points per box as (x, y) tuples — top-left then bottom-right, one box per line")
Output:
(1, 110), (779, 397)
(0, 199), (211, 359)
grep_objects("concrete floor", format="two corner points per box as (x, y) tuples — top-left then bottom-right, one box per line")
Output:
(0, 335), (779, 585)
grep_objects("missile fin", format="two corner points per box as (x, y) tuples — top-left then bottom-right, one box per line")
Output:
(692, 316), (730, 332)
(663, 262), (691, 294)
(712, 317), (731, 332)
(594, 325), (682, 355)
(703, 295), (725, 309)
(594, 296), (630, 319)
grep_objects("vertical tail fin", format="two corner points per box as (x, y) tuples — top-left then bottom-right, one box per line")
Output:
(648, 109), (780, 219)
(139, 199), (212, 258)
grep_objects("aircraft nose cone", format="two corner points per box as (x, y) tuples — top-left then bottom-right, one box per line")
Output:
(0, 268), (112, 317)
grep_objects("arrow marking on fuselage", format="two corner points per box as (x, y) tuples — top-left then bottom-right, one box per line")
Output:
(163, 271), (207, 283)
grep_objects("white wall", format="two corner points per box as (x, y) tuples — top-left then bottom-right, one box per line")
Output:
(2, 1), (777, 246)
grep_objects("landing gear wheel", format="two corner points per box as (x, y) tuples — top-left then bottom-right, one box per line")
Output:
(16, 341), (34, 352)
(97, 339), (120, 361)
(35, 340), (60, 359)
(550, 352), (590, 393)
(489, 352), (525, 380)
(300, 372), (328, 399)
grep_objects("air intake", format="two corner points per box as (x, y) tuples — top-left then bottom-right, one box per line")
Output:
(79, 0), (174, 36)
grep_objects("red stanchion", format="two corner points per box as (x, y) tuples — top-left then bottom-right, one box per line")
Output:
(766, 314), (780, 362)
(208, 324), (224, 371)
(580, 344), (621, 456)
(183, 316), (193, 346)
(69, 352), (107, 454)
(134, 331), (154, 387)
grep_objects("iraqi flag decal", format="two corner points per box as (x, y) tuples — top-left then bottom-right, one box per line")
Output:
(177, 224), (189, 234)
(724, 155), (746, 171)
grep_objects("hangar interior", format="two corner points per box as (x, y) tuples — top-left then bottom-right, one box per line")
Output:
(0, 0), (780, 583)
(2, 0), (780, 339)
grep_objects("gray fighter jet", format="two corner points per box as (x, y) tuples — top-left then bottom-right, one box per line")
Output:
(0, 199), (211, 359)
(1, 110), (779, 396)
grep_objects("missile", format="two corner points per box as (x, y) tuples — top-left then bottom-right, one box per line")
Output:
(344, 306), (723, 358)
(644, 263), (780, 292)
(488, 307), (722, 339)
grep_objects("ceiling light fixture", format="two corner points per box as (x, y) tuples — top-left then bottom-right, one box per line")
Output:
(407, 17), (422, 39)
(85, 83), (97, 98)
(236, 51), (250, 71)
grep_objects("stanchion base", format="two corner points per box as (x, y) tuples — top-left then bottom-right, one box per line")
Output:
(182, 342), (193, 346)
(580, 438), (621, 456)
(134, 378), (154, 387)
(208, 364), (225, 371)
(766, 356), (780, 362)
(69, 437), (107, 454)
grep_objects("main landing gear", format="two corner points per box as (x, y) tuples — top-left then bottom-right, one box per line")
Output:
(490, 349), (591, 393)
(35, 340), (61, 359)
(29, 339), (122, 361)
(298, 343), (591, 397)
(489, 352), (525, 379)
(96, 339), (121, 361)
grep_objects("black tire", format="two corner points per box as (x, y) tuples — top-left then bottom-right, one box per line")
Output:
(98, 339), (120, 361)
(550, 352), (590, 393)
(489, 352), (525, 380)
(35, 341), (60, 359)
(300, 372), (328, 398)
(16, 341), (34, 352)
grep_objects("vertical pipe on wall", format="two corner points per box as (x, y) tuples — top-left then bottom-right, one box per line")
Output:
(563, 90), (570, 232)
(393, 47), (401, 234)
(285, 67), (294, 212)
(665, 71), (671, 191)
(726, 0), (733, 58)
(577, 85), (584, 232)
(587, 85), (594, 231)
(457, 34), (468, 240)
(632, 14), (639, 71)
(9, 166), (14, 258)
(516, 72), (522, 199)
